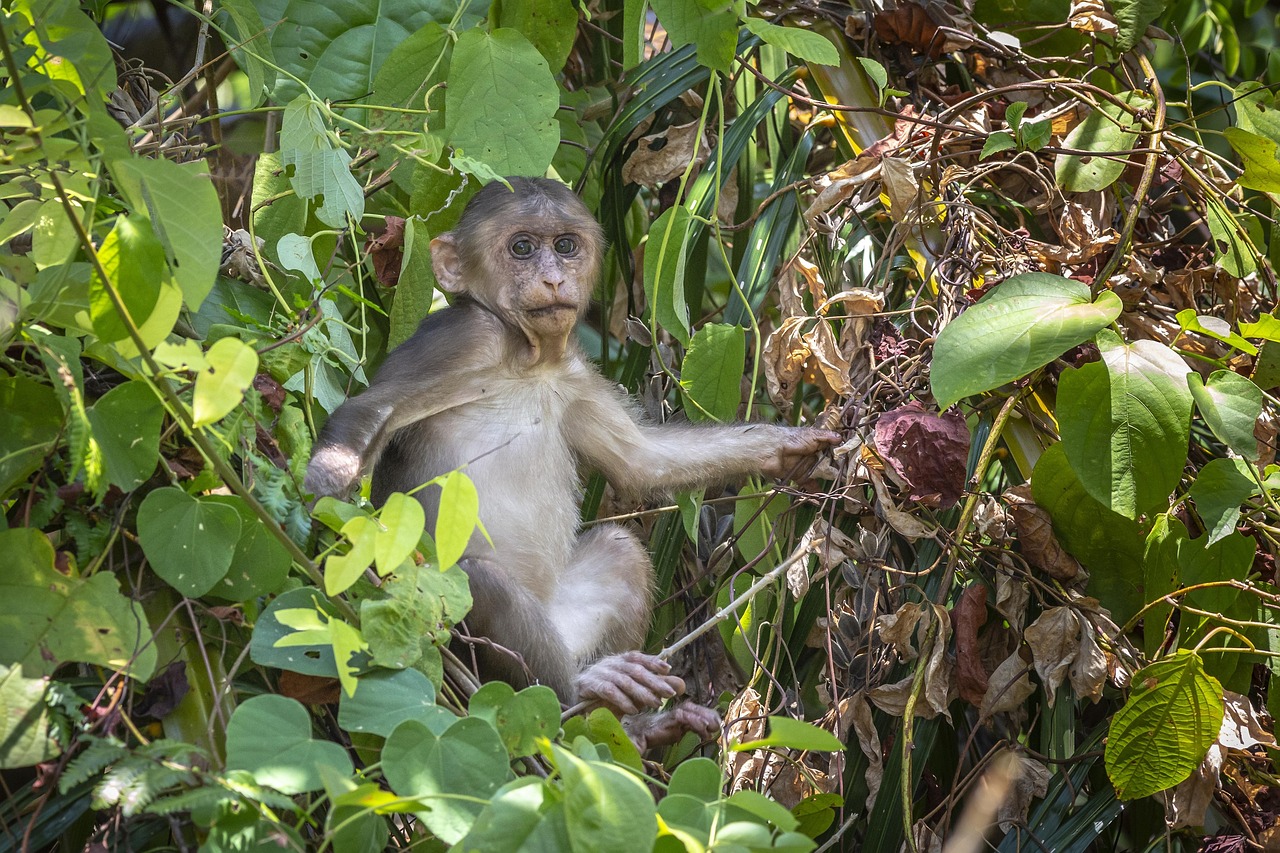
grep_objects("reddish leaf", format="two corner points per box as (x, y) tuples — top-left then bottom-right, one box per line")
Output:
(952, 583), (990, 706)
(366, 216), (407, 287)
(872, 402), (970, 508)
(279, 671), (341, 705)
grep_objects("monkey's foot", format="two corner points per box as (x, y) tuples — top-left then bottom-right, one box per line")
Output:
(625, 701), (721, 752)
(574, 651), (684, 716)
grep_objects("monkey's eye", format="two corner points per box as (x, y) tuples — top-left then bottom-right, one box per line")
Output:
(554, 236), (577, 255)
(510, 239), (535, 258)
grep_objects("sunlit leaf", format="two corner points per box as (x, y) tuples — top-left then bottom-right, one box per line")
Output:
(930, 273), (1122, 408)
(1187, 370), (1262, 461)
(226, 695), (353, 794)
(1106, 651), (1223, 800)
(192, 337), (259, 426)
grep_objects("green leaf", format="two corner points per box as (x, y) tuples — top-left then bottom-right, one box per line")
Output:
(274, 606), (368, 697)
(137, 487), (242, 597)
(1005, 101), (1028, 132)
(857, 57), (889, 93)
(0, 376), (62, 498)
(1112, 0), (1164, 51)
(444, 29), (560, 177)
(279, 96), (365, 228)
(727, 790), (800, 832)
(110, 157), (222, 311)
(1189, 457), (1257, 545)
(1105, 651), (1223, 800)
(1239, 312), (1280, 343)
(1176, 308), (1258, 356)
(384, 717), (510, 843)
(550, 742), (659, 849)
(361, 563), (470, 668)
(730, 716), (843, 752)
(266, 0), (457, 103)
(1205, 197), (1262, 279)
(492, 0), (579, 71)
(0, 528), (156, 679)
(192, 337), (259, 426)
(338, 667), (452, 737)
(217, 0), (274, 105)
(469, 683), (562, 758)
(649, 0), (738, 73)
(1058, 338), (1193, 518)
(435, 470), (480, 570)
(89, 216), (164, 343)
(203, 495), (292, 601)
(1233, 82), (1280, 142)
(225, 695), (353, 794)
(1142, 514), (1185, 659)
(1032, 444), (1146, 622)
(250, 588), (341, 677)
(375, 492), (426, 573)
(680, 323), (745, 422)
(560, 707), (645, 771)
(0, 664), (64, 769)
(1187, 370), (1262, 461)
(980, 131), (1017, 160)
(1178, 530), (1254, 615)
(1055, 93), (1150, 192)
(1223, 127), (1280, 192)
(371, 21), (452, 109)
(388, 217), (439, 349)
(86, 381), (162, 492)
(455, 777), (572, 852)
(930, 273), (1122, 408)
(668, 756), (725, 802)
(643, 205), (694, 346)
(13, 0), (116, 97)
(1019, 116), (1052, 152)
(326, 516), (377, 597)
(741, 17), (838, 65)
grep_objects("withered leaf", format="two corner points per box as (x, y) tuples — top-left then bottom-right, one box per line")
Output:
(366, 216), (406, 287)
(873, 2), (944, 57)
(279, 670), (342, 705)
(979, 650), (1036, 720)
(1006, 484), (1081, 579)
(952, 582), (990, 706)
(873, 402), (970, 508)
(621, 121), (707, 188)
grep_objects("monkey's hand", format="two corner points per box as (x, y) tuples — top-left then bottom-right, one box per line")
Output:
(574, 651), (685, 716)
(625, 701), (721, 753)
(304, 444), (362, 499)
(760, 427), (842, 480)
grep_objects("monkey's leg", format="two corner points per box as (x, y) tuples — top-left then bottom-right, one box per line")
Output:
(457, 558), (579, 699)
(553, 525), (719, 753)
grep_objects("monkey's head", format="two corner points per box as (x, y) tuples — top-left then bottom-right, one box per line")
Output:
(430, 178), (604, 353)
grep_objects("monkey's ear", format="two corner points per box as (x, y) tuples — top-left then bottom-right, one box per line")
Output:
(430, 234), (465, 293)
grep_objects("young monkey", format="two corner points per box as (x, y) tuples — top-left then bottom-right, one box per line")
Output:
(305, 178), (839, 749)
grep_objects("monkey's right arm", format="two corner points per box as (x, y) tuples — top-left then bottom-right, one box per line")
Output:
(304, 306), (504, 499)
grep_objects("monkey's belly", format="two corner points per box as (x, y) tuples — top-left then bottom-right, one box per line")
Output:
(374, 403), (580, 590)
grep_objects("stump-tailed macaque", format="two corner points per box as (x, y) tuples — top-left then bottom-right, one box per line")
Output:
(305, 178), (839, 748)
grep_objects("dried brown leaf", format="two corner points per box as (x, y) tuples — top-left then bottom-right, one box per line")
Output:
(881, 156), (920, 224)
(1023, 606), (1080, 705)
(621, 120), (707, 188)
(997, 753), (1050, 832)
(366, 216), (406, 287)
(953, 583), (990, 706)
(1006, 484), (1082, 580)
(979, 651), (1036, 720)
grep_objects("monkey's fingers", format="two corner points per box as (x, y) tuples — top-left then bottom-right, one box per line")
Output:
(578, 655), (684, 715)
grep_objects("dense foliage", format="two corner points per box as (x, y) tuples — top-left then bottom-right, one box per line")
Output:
(2, 0), (1280, 850)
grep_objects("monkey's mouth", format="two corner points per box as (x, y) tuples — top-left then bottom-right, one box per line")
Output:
(528, 303), (578, 316)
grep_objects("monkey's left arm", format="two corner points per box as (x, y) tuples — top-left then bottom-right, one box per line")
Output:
(567, 373), (840, 496)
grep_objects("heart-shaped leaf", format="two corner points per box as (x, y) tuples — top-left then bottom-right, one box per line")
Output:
(930, 273), (1122, 408)
(137, 487), (241, 597)
(1058, 337), (1192, 518)
(225, 695), (353, 794)
(1188, 370), (1263, 461)
(383, 717), (509, 842)
(192, 337), (258, 426)
(469, 682), (561, 757)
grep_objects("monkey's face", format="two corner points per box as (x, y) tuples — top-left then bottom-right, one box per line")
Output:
(464, 212), (600, 344)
